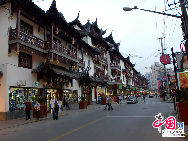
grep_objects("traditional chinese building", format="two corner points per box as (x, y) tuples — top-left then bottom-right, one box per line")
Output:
(0, 0), (148, 120)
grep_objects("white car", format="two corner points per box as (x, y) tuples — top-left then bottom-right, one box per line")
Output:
(127, 96), (138, 104)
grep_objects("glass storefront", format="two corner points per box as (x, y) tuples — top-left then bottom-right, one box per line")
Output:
(9, 87), (41, 111)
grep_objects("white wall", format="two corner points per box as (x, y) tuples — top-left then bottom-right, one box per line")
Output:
(0, 3), (11, 113)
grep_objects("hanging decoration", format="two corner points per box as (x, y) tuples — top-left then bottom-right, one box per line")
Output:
(55, 27), (59, 34)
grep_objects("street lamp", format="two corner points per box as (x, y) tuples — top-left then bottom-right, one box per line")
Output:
(123, 6), (181, 18)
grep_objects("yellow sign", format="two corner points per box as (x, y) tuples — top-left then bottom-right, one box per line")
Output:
(179, 72), (188, 88)
(98, 89), (105, 94)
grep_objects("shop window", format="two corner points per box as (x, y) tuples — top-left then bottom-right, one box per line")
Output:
(18, 52), (32, 69)
(20, 20), (33, 35)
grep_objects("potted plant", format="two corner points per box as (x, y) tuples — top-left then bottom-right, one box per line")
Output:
(175, 88), (188, 124)
(79, 96), (87, 109)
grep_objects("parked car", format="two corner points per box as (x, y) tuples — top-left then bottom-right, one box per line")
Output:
(127, 96), (138, 104)
(149, 94), (153, 98)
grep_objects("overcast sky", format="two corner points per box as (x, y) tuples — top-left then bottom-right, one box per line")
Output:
(34, 0), (183, 75)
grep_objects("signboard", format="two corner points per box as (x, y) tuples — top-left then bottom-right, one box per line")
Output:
(160, 55), (170, 65)
(179, 72), (188, 88)
(33, 81), (39, 87)
(119, 84), (122, 89)
(17, 80), (26, 86)
(169, 76), (176, 83)
(98, 89), (105, 94)
(162, 76), (167, 81)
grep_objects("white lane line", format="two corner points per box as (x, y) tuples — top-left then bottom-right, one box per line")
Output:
(105, 116), (154, 118)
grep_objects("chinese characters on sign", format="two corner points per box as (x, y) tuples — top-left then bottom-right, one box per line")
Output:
(152, 113), (185, 137)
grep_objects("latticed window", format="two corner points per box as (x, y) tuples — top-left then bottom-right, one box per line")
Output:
(18, 52), (32, 69)
(20, 20), (33, 35)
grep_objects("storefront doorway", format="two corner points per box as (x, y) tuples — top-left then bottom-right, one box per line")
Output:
(81, 86), (92, 105)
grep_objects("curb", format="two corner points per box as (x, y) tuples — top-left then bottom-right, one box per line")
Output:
(0, 113), (67, 131)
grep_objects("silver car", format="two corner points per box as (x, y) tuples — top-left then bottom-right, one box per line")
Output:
(127, 96), (138, 104)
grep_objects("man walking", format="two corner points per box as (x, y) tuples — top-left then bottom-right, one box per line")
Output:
(104, 96), (109, 110)
(25, 100), (31, 120)
(143, 94), (145, 102)
(108, 96), (113, 110)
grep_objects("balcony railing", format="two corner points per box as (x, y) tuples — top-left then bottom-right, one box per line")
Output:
(9, 29), (46, 50)
(53, 42), (77, 59)
(78, 57), (84, 66)
(9, 28), (78, 60)
(94, 56), (107, 66)
(110, 63), (121, 70)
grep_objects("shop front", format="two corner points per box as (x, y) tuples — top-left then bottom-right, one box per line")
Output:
(81, 85), (92, 105)
(9, 87), (42, 111)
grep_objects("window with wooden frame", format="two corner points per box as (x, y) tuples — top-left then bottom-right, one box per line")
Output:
(20, 20), (33, 35)
(18, 52), (32, 69)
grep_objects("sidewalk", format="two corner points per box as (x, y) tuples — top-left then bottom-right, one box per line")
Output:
(166, 99), (188, 139)
(0, 102), (107, 131)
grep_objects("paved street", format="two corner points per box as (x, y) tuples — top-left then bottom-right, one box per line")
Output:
(0, 97), (185, 141)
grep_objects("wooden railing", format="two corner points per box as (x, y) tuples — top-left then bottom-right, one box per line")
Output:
(94, 55), (107, 66)
(53, 42), (77, 59)
(9, 29), (46, 49)
(9, 28), (77, 59)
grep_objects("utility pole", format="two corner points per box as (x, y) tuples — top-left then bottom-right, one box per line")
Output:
(179, 0), (188, 56)
(158, 37), (169, 94)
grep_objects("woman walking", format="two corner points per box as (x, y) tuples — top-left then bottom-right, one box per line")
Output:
(34, 101), (40, 120)
(53, 101), (59, 120)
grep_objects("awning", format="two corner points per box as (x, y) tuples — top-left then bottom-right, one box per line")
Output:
(32, 62), (78, 79)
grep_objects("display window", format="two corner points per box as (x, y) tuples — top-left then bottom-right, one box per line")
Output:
(9, 87), (40, 111)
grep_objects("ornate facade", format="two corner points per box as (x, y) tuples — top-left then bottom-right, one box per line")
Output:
(0, 0), (148, 120)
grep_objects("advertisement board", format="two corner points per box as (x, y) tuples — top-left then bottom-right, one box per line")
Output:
(179, 72), (188, 88)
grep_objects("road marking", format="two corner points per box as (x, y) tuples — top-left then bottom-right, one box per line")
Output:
(48, 116), (105, 141)
(105, 116), (154, 118)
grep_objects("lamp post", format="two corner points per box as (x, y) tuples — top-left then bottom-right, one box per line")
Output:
(123, 6), (181, 18)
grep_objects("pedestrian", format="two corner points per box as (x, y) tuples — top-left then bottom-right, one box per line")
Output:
(119, 95), (122, 104)
(24, 100), (31, 120)
(143, 94), (145, 102)
(34, 101), (40, 120)
(50, 98), (55, 113)
(104, 96), (109, 110)
(117, 95), (119, 104)
(98, 95), (101, 104)
(53, 101), (59, 120)
(64, 97), (70, 110)
(57, 100), (62, 112)
(108, 96), (113, 110)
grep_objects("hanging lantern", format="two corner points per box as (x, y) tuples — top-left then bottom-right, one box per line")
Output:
(72, 38), (75, 44)
(15, 51), (19, 55)
(50, 58), (53, 62)
(9, 14), (13, 20)
(8, 52), (11, 56)
(55, 27), (59, 34)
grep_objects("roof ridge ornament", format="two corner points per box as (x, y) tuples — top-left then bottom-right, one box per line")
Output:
(76, 11), (80, 20)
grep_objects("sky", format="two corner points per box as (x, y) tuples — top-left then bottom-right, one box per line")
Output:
(34, 0), (183, 75)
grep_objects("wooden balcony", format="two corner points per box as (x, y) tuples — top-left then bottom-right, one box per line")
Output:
(110, 63), (121, 71)
(94, 55), (107, 66)
(9, 29), (47, 53)
(9, 28), (78, 62)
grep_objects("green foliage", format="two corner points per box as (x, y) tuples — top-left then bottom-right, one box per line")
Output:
(79, 96), (86, 101)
